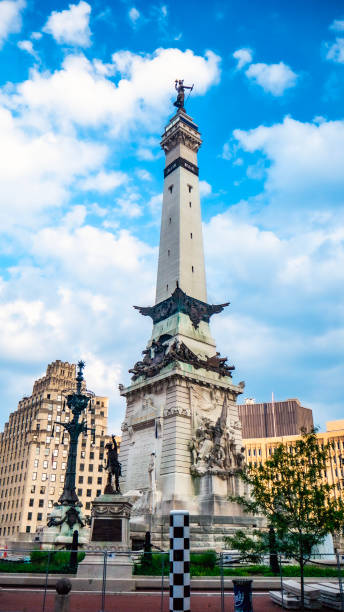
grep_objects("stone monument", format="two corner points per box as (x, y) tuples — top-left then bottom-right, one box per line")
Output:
(119, 84), (260, 549)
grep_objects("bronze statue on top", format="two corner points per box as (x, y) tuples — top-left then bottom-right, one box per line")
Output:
(174, 79), (193, 111)
(104, 435), (122, 494)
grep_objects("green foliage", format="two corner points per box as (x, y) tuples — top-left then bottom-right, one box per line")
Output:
(0, 550), (85, 574)
(133, 550), (217, 576)
(190, 550), (217, 569)
(231, 429), (344, 609)
(232, 430), (344, 555)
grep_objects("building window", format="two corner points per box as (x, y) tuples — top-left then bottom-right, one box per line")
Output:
(97, 477), (102, 485)
(78, 476), (84, 484)
(43, 460), (48, 469)
(85, 502), (91, 510)
(190, 233), (193, 239)
(40, 486), (46, 494)
(32, 472), (37, 481)
(27, 512), (32, 520)
(86, 489), (92, 497)
(29, 498), (34, 507)
(60, 475), (64, 483)
(192, 266), (194, 272)
(48, 500), (53, 508)
(87, 477), (92, 484)
(50, 475), (56, 482)
(89, 464), (93, 472)
(26, 526), (31, 533)
(77, 489), (82, 496)
(188, 184), (193, 193)
(168, 185), (173, 194)
(62, 462), (66, 470)
(34, 459), (39, 468)
(90, 452), (94, 460)
(37, 513), (42, 521)
(80, 464), (84, 471)
(169, 217), (171, 224)
(52, 462), (57, 470)
(31, 485), (36, 493)
(96, 489), (101, 497)
(38, 499), (44, 508)
(81, 451), (85, 458)
(42, 473), (47, 481)
(168, 250), (170, 257)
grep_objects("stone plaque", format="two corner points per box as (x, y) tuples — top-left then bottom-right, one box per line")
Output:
(92, 518), (122, 542)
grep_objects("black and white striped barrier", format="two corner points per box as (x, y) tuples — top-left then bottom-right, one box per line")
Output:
(169, 510), (190, 612)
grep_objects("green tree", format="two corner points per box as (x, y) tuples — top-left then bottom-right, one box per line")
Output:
(229, 430), (344, 610)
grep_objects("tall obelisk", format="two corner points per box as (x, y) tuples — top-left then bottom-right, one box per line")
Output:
(119, 84), (257, 549)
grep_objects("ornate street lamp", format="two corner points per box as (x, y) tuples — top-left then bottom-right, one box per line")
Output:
(57, 360), (95, 506)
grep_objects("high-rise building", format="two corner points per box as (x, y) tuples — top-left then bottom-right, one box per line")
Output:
(238, 397), (313, 439)
(0, 360), (110, 544)
(119, 94), (256, 549)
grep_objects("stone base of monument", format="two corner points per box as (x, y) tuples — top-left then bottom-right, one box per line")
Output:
(130, 510), (263, 551)
(77, 493), (134, 591)
(40, 504), (90, 549)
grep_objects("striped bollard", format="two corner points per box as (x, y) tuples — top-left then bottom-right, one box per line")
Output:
(169, 510), (190, 612)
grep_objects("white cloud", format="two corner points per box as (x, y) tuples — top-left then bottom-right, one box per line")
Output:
(199, 180), (212, 197)
(136, 169), (152, 181)
(245, 61), (298, 96)
(233, 117), (344, 204)
(9, 48), (220, 133)
(17, 39), (38, 58)
(0, 105), (106, 229)
(233, 47), (253, 70)
(0, 0), (25, 48)
(80, 170), (127, 193)
(326, 38), (344, 64)
(330, 19), (344, 32)
(43, 1), (92, 47)
(148, 193), (162, 214)
(128, 7), (140, 24)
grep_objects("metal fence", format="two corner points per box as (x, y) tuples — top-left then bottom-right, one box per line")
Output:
(1, 547), (344, 611)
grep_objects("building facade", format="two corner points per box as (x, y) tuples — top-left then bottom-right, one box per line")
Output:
(243, 419), (344, 496)
(238, 397), (314, 439)
(0, 360), (110, 543)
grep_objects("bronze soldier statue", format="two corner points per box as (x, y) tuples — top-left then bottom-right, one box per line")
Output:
(104, 435), (122, 494)
(174, 79), (193, 111)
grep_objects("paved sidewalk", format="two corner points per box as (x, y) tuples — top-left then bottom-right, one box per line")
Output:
(0, 588), (284, 612)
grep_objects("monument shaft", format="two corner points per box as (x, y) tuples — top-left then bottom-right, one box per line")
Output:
(120, 102), (258, 549)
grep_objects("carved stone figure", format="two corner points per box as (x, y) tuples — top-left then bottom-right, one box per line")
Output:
(105, 435), (122, 494)
(190, 401), (245, 479)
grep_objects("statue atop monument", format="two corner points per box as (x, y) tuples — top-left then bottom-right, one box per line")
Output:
(105, 435), (122, 494)
(174, 79), (193, 111)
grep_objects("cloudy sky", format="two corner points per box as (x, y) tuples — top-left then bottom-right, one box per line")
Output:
(0, 0), (343, 434)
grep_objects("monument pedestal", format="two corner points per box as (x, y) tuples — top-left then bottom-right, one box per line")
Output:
(77, 493), (134, 591)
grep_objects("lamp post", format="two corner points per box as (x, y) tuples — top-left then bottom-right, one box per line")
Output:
(57, 360), (95, 506)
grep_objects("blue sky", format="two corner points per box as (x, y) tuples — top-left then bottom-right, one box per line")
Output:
(0, 0), (344, 434)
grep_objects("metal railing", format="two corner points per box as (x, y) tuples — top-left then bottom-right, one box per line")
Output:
(0, 547), (344, 611)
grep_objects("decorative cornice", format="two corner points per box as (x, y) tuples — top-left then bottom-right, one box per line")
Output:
(161, 116), (201, 154)
(134, 287), (229, 329)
